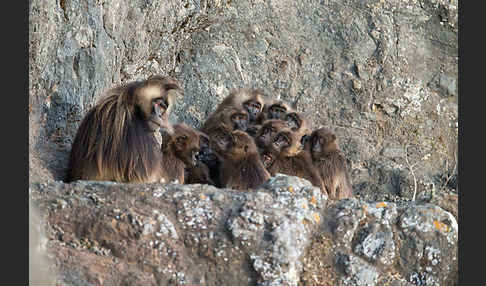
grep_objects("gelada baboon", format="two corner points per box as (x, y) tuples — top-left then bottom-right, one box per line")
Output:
(201, 105), (249, 134)
(66, 75), (180, 183)
(218, 88), (267, 124)
(259, 99), (294, 122)
(284, 111), (311, 136)
(261, 128), (326, 193)
(221, 88), (267, 136)
(254, 119), (288, 150)
(185, 131), (217, 185)
(210, 129), (270, 190)
(160, 123), (201, 184)
(306, 127), (353, 200)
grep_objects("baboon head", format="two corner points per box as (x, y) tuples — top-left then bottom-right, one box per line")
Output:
(225, 107), (249, 131)
(308, 127), (339, 159)
(255, 119), (288, 149)
(196, 132), (218, 168)
(66, 74), (181, 183)
(267, 100), (292, 120)
(242, 90), (265, 122)
(226, 130), (258, 160)
(208, 124), (234, 156)
(260, 128), (302, 168)
(134, 75), (180, 132)
(170, 124), (201, 168)
(284, 111), (310, 134)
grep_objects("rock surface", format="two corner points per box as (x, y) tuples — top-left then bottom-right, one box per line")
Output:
(29, 0), (458, 203)
(30, 175), (457, 286)
(29, 0), (458, 285)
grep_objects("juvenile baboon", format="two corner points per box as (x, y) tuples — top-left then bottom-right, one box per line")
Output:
(161, 123), (201, 184)
(196, 124), (236, 187)
(218, 88), (267, 124)
(284, 111), (311, 136)
(261, 128), (326, 193)
(254, 119), (288, 150)
(66, 75), (181, 183)
(185, 131), (217, 185)
(258, 99), (294, 122)
(211, 129), (270, 190)
(201, 106), (249, 135)
(306, 127), (353, 200)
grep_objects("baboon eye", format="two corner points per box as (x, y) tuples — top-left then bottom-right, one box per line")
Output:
(273, 105), (285, 113)
(176, 135), (188, 144)
(250, 102), (261, 110)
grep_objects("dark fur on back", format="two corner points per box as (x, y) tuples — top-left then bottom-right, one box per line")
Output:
(66, 76), (179, 183)
(212, 129), (270, 190)
(260, 126), (326, 193)
(220, 153), (270, 190)
(266, 150), (326, 192)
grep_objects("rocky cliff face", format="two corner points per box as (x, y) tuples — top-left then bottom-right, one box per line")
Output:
(30, 175), (457, 286)
(29, 0), (458, 285)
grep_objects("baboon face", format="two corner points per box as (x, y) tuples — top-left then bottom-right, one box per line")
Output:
(310, 128), (337, 156)
(197, 134), (218, 166)
(268, 103), (288, 120)
(272, 131), (292, 153)
(268, 129), (302, 157)
(284, 112), (302, 131)
(230, 110), (249, 131)
(227, 130), (255, 159)
(136, 78), (179, 132)
(172, 125), (201, 168)
(210, 126), (233, 154)
(243, 99), (263, 121)
(256, 120), (286, 148)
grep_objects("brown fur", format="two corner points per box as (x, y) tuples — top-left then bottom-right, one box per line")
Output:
(201, 105), (250, 135)
(211, 129), (270, 190)
(284, 111), (311, 137)
(257, 99), (295, 122)
(261, 127), (326, 193)
(254, 119), (288, 150)
(307, 127), (353, 200)
(161, 123), (201, 184)
(218, 88), (267, 124)
(66, 75), (180, 183)
(185, 131), (217, 185)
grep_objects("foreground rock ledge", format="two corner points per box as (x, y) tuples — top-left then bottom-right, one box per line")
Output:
(29, 174), (457, 286)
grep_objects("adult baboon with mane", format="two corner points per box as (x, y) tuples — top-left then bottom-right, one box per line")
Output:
(65, 75), (181, 183)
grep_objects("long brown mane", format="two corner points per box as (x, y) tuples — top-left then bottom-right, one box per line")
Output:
(66, 80), (167, 183)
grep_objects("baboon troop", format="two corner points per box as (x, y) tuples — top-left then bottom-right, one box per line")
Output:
(66, 74), (353, 200)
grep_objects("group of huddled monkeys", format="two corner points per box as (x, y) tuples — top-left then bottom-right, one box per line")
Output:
(65, 75), (353, 200)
